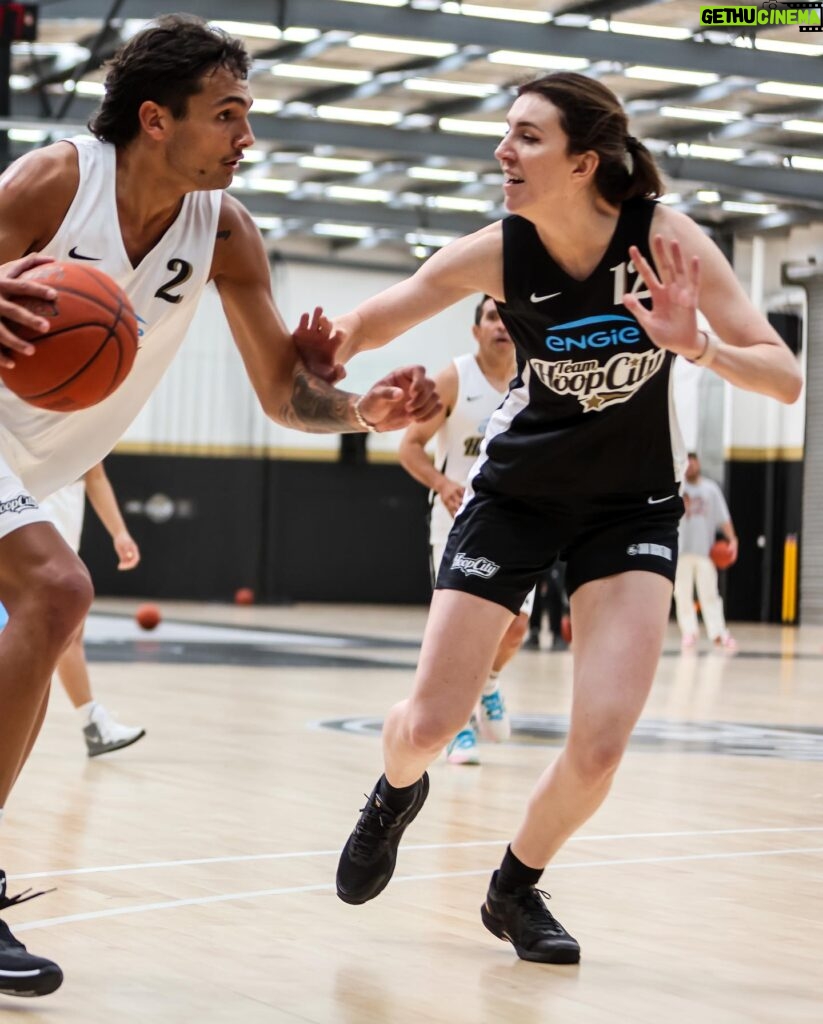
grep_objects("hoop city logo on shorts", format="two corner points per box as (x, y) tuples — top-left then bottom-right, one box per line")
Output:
(451, 552), (501, 579)
(0, 493), (39, 515)
(529, 347), (666, 412)
(627, 542), (673, 561)
(700, 3), (822, 31)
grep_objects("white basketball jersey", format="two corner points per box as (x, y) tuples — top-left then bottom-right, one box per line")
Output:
(0, 136), (220, 500)
(429, 353), (507, 545)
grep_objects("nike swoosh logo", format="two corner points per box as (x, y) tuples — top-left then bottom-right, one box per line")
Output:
(648, 494), (675, 504)
(530, 291), (560, 303)
(68, 246), (101, 261)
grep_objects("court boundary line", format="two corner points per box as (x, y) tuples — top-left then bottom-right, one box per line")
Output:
(15, 843), (823, 933)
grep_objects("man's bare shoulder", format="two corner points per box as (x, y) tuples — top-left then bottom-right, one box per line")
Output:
(210, 192), (268, 282)
(0, 141), (80, 252)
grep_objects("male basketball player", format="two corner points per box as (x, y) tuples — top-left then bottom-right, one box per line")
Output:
(0, 16), (437, 997)
(399, 296), (531, 765)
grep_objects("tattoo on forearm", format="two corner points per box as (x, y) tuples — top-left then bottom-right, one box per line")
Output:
(280, 368), (355, 433)
(216, 229), (231, 240)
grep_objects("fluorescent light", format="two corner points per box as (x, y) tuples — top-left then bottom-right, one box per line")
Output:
(74, 81), (105, 97)
(755, 38), (823, 57)
(349, 35), (456, 57)
(10, 74), (33, 90)
(249, 178), (296, 193)
(314, 223), (373, 238)
(784, 119), (823, 135)
(404, 78), (497, 98)
(283, 28), (321, 43)
(317, 105), (402, 125)
(240, 149), (266, 163)
(404, 231), (459, 247)
(757, 81), (823, 101)
(299, 155), (373, 173)
(441, 2), (551, 23)
(252, 216), (284, 230)
(626, 66), (719, 87)
(326, 185), (392, 202)
(660, 106), (742, 124)
(8, 128), (47, 143)
(439, 117), (505, 136)
(792, 155), (823, 171)
(721, 201), (778, 215)
(413, 245), (430, 259)
(488, 51), (589, 71)
(272, 64), (371, 85)
(429, 196), (494, 212)
(589, 19), (691, 39)
(688, 144), (745, 161)
(336, 0), (407, 6)
(252, 98), (283, 114)
(408, 166), (477, 183)
(658, 193), (682, 205)
(696, 190), (721, 203)
(211, 20), (282, 40)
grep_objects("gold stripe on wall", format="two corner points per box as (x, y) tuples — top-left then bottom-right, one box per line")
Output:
(725, 446), (804, 462)
(112, 441), (402, 464)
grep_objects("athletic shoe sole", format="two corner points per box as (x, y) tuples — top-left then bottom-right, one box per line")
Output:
(480, 903), (581, 965)
(87, 728), (146, 758)
(0, 963), (64, 997)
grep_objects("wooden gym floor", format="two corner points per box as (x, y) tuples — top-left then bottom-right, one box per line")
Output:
(2, 600), (821, 1023)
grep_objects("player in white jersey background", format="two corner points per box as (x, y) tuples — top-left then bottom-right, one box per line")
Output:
(40, 464), (146, 757)
(400, 296), (533, 765)
(0, 16), (437, 997)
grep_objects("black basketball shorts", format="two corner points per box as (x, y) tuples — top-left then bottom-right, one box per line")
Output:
(436, 485), (684, 615)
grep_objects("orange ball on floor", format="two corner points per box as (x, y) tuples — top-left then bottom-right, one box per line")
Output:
(135, 603), (161, 631)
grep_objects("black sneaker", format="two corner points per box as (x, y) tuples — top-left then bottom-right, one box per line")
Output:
(0, 871), (63, 997)
(481, 870), (580, 964)
(336, 773), (430, 905)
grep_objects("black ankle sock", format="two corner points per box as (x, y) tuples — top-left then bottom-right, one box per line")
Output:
(496, 845), (544, 892)
(377, 774), (421, 812)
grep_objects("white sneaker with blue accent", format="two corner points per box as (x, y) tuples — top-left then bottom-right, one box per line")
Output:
(446, 727), (480, 765)
(477, 688), (511, 742)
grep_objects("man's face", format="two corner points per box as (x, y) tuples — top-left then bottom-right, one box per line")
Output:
(162, 66), (254, 190)
(685, 455), (701, 482)
(472, 298), (514, 359)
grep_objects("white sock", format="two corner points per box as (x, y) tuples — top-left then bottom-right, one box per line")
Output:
(483, 672), (500, 697)
(77, 700), (96, 723)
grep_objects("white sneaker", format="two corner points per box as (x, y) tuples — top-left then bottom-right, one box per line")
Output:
(446, 727), (480, 765)
(476, 688), (511, 742)
(83, 703), (146, 758)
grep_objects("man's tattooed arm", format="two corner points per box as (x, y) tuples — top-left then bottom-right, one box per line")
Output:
(278, 366), (361, 433)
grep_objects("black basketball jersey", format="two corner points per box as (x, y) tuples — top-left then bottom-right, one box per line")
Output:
(473, 198), (685, 499)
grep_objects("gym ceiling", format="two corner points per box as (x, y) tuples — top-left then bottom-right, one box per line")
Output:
(6, 0), (823, 267)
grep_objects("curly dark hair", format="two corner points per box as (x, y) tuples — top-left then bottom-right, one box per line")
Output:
(518, 73), (663, 204)
(88, 14), (251, 147)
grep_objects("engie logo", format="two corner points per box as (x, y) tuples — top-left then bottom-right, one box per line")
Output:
(700, 4), (822, 29)
(546, 315), (640, 353)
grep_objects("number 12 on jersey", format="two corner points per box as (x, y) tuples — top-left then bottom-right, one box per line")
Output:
(610, 260), (651, 306)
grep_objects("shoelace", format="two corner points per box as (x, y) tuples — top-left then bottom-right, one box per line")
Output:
(0, 885), (55, 913)
(517, 887), (567, 936)
(348, 794), (400, 862)
(480, 692), (506, 721)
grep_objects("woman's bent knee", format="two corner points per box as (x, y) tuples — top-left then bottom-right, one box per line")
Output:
(567, 736), (626, 784)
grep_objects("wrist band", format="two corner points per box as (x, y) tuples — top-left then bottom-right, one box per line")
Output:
(689, 329), (719, 368)
(353, 396), (378, 433)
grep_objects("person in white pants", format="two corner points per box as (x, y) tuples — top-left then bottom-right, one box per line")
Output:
(674, 452), (738, 650)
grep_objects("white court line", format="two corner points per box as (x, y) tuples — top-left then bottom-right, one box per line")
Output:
(13, 826), (823, 882)
(15, 845), (823, 934)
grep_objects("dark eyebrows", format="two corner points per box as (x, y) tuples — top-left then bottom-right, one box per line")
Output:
(213, 94), (251, 110)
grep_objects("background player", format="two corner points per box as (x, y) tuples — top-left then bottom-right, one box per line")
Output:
(399, 295), (531, 764)
(0, 16), (436, 998)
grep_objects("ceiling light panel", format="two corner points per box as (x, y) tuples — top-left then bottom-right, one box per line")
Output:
(408, 167), (478, 183)
(441, 3), (551, 23)
(439, 117), (506, 136)
(317, 106), (402, 125)
(589, 20), (692, 40)
(660, 106), (742, 124)
(348, 35), (457, 57)
(272, 64), (372, 85)
(757, 81), (823, 101)
(488, 51), (589, 71)
(625, 66), (719, 86)
(404, 78), (497, 97)
(299, 156), (374, 173)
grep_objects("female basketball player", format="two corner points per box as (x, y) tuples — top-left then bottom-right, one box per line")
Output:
(296, 73), (802, 963)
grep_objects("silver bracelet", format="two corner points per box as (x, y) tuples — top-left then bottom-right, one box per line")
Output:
(353, 395), (378, 433)
(689, 329), (719, 368)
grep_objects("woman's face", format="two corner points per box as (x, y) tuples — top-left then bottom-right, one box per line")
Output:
(494, 93), (588, 216)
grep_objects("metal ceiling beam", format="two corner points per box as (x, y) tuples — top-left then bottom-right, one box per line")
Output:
(39, 0), (823, 86)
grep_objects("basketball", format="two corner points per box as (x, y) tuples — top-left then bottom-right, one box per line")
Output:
(560, 613), (572, 645)
(135, 603), (161, 631)
(234, 587), (255, 605)
(710, 539), (736, 570)
(0, 261), (138, 412)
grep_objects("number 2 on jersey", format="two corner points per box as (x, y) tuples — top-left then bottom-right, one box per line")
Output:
(155, 258), (193, 304)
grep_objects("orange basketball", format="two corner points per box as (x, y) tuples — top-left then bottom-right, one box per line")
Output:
(135, 603), (161, 631)
(0, 261), (138, 412)
(560, 613), (572, 645)
(710, 540), (736, 570)
(234, 587), (255, 605)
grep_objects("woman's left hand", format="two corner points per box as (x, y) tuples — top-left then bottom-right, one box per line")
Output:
(622, 236), (706, 360)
